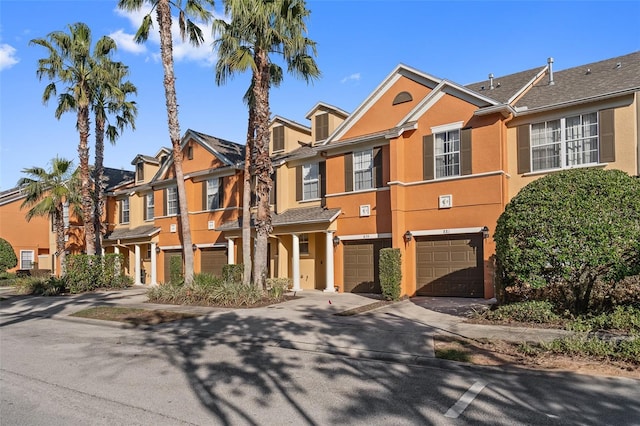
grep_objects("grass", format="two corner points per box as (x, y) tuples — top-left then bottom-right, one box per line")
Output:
(71, 306), (199, 326)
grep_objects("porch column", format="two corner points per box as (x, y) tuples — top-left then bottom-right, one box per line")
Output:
(227, 238), (235, 264)
(324, 231), (336, 292)
(150, 242), (157, 285)
(114, 246), (120, 255)
(134, 244), (141, 285)
(291, 233), (301, 291)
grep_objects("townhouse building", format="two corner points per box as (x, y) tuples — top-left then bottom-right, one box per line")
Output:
(2, 51), (638, 298)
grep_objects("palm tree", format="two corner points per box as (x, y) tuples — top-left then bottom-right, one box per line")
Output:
(213, 0), (320, 289)
(18, 157), (80, 275)
(92, 60), (138, 255)
(30, 22), (119, 256)
(117, 0), (214, 286)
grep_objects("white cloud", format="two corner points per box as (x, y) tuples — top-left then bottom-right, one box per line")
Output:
(341, 73), (361, 84)
(0, 43), (19, 71)
(113, 6), (217, 66)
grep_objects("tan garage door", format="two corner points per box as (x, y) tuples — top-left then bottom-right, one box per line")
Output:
(163, 251), (183, 284)
(416, 234), (483, 297)
(201, 248), (227, 277)
(343, 239), (391, 293)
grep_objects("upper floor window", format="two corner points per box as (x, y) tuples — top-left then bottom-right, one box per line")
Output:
(206, 178), (221, 210)
(187, 145), (194, 160)
(119, 197), (130, 224)
(315, 113), (328, 141)
(273, 126), (285, 152)
(136, 162), (144, 182)
(302, 163), (319, 200)
(20, 250), (34, 270)
(353, 149), (373, 191)
(435, 129), (460, 178)
(145, 193), (154, 221)
(166, 187), (178, 216)
(530, 113), (598, 172)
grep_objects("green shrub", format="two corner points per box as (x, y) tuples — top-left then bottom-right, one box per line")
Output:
(266, 277), (291, 301)
(222, 264), (244, 283)
(494, 169), (640, 314)
(14, 276), (66, 296)
(483, 301), (560, 323)
(63, 254), (132, 293)
(568, 306), (640, 334)
(169, 256), (183, 285)
(379, 248), (401, 301)
(541, 336), (640, 364)
(0, 271), (17, 281)
(0, 238), (17, 272)
(212, 281), (263, 306)
(193, 272), (221, 288)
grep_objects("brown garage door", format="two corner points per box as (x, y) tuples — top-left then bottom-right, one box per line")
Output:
(416, 234), (483, 297)
(201, 248), (227, 277)
(163, 251), (183, 284)
(343, 239), (391, 293)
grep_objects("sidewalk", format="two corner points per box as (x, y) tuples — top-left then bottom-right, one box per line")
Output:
(0, 286), (573, 365)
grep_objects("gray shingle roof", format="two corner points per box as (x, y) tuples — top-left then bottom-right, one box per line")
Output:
(217, 206), (340, 231)
(103, 168), (135, 190)
(103, 225), (160, 241)
(514, 51), (640, 111)
(272, 144), (317, 163)
(465, 66), (546, 104)
(189, 130), (246, 165)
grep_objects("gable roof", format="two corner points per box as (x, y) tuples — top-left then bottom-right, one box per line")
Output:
(131, 154), (159, 165)
(465, 66), (548, 104)
(270, 115), (311, 134)
(304, 102), (350, 119)
(104, 167), (135, 191)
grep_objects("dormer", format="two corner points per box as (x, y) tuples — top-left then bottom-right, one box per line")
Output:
(269, 116), (312, 155)
(131, 148), (168, 184)
(304, 102), (349, 144)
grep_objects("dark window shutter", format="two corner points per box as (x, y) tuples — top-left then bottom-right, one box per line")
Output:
(344, 153), (353, 192)
(296, 166), (302, 201)
(423, 135), (434, 180)
(143, 196), (148, 221)
(319, 161), (327, 206)
(460, 128), (472, 176)
(119, 200), (123, 224)
(273, 126), (284, 151)
(517, 125), (531, 174)
(599, 109), (615, 162)
(218, 178), (225, 209)
(269, 172), (276, 205)
(162, 189), (167, 216)
(373, 147), (383, 187)
(316, 113), (328, 141)
(202, 181), (208, 210)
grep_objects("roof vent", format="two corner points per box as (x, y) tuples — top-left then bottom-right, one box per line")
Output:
(586, 68), (591, 75)
(480, 85), (485, 91)
(488, 73), (494, 90)
(615, 62), (622, 69)
(547, 57), (555, 85)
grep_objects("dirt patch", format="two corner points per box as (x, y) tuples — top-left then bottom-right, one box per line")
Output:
(434, 334), (639, 379)
(71, 306), (200, 326)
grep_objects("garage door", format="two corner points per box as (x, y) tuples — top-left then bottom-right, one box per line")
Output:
(201, 248), (227, 277)
(163, 251), (183, 284)
(343, 239), (391, 293)
(416, 234), (483, 297)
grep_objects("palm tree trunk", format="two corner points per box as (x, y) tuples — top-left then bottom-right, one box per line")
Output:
(157, 0), (194, 286)
(78, 104), (96, 256)
(93, 117), (105, 256)
(251, 49), (272, 290)
(242, 107), (255, 285)
(55, 205), (66, 275)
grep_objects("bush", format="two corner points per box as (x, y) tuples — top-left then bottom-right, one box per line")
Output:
(14, 276), (66, 296)
(169, 256), (183, 285)
(64, 254), (132, 293)
(541, 336), (640, 364)
(482, 300), (561, 323)
(494, 169), (640, 314)
(222, 264), (244, 283)
(568, 305), (640, 334)
(266, 277), (291, 301)
(0, 238), (17, 272)
(379, 248), (402, 301)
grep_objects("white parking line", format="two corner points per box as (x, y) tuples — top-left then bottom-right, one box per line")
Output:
(445, 380), (488, 419)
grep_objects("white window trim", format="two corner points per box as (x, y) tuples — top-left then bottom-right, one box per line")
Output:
(166, 187), (178, 216)
(299, 233), (310, 255)
(120, 198), (130, 224)
(302, 163), (319, 201)
(20, 250), (35, 270)
(529, 112), (600, 173)
(430, 121), (464, 134)
(145, 193), (154, 221)
(206, 178), (220, 210)
(434, 128), (461, 179)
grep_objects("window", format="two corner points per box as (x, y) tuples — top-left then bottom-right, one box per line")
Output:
(302, 163), (319, 200)
(145, 193), (154, 221)
(315, 113), (328, 141)
(167, 187), (178, 216)
(435, 129), (460, 178)
(206, 178), (220, 210)
(187, 145), (193, 160)
(531, 113), (599, 172)
(20, 250), (34, 270)
(299, 234), (309, 254)
(353, 149), (373, 190)
(63, 201), (69, 229)
(120, 197), (130, 224)
(136, 162), (144, 182)
(273, 126), (284, 152)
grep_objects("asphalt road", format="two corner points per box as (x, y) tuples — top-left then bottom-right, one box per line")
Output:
(1, 312), (639, 425)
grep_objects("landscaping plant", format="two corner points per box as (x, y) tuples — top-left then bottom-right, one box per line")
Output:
(379, 248), (402, 301)
(0, 238), (18, 272)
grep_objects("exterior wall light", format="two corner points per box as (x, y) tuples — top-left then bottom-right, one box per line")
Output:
(404, 230), (412, 243)
(192, 244), (198, 251)
(155, 246), (161, 254)
(333, 235), (340, 246)
(482, 226), (490, 239)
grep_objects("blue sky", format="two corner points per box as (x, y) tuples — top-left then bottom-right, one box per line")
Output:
(1, 0), (639, 189)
